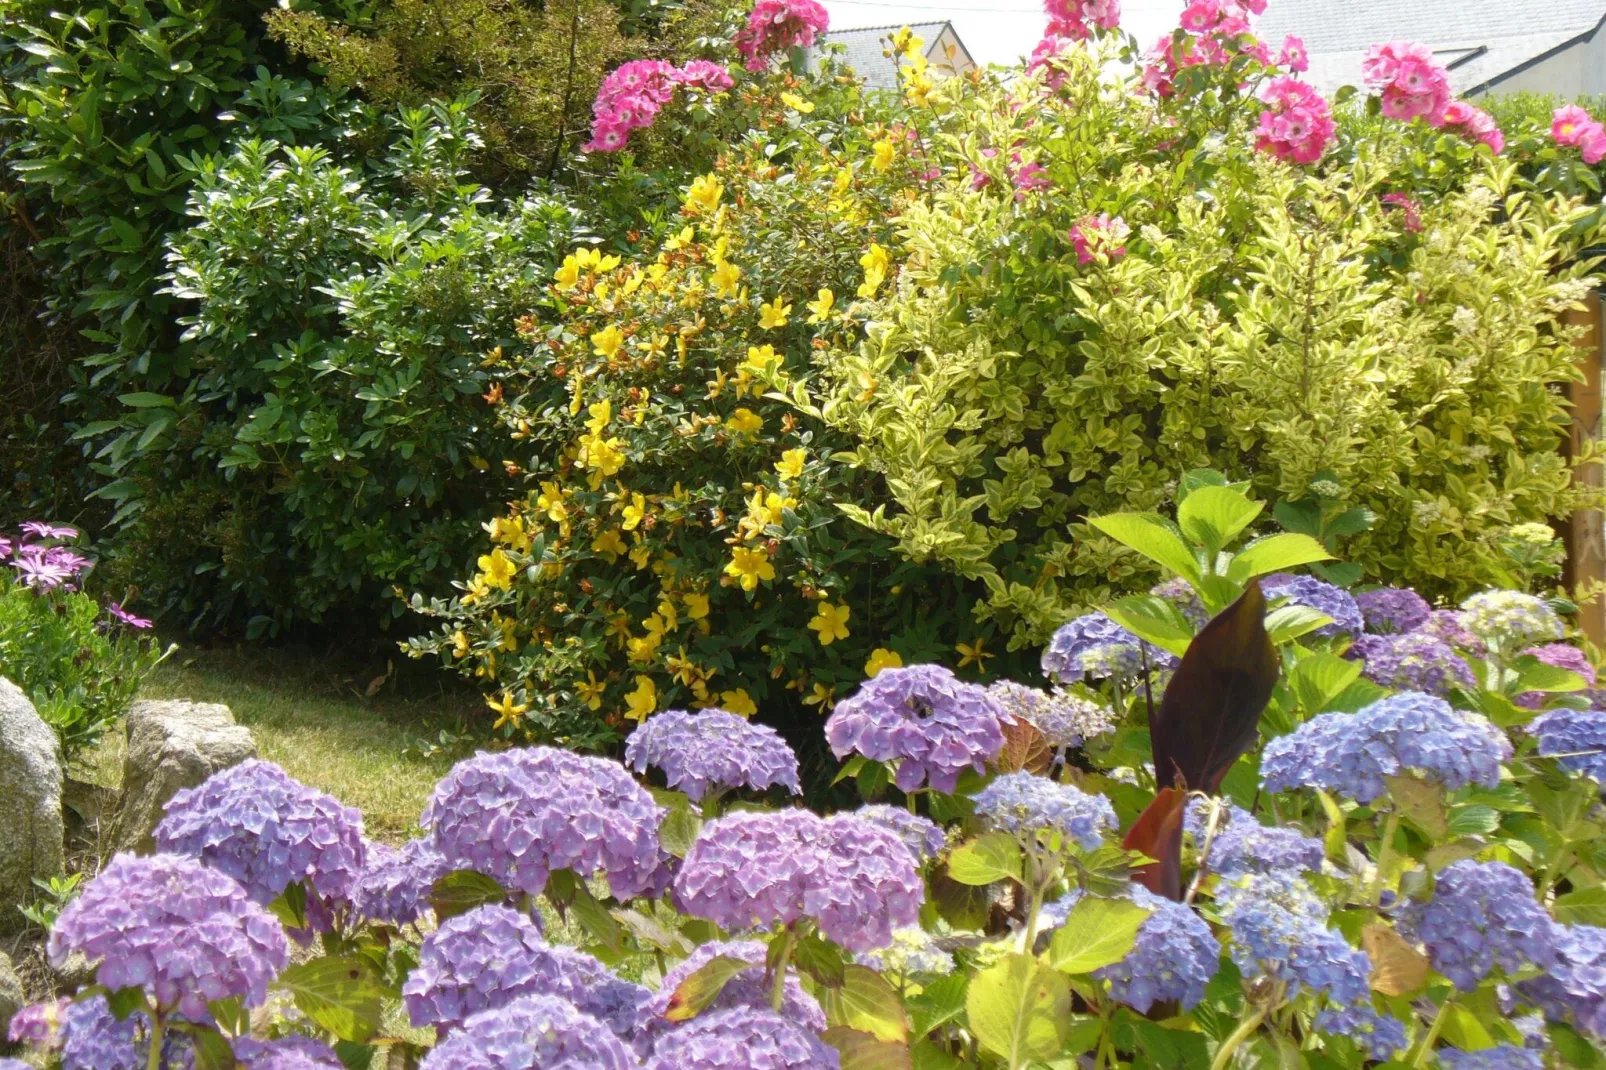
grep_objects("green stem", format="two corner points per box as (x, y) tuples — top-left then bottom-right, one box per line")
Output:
(770, 926), (799, 1012)
(1370, 809), (1401, 909)
(1186, 795), (1223, 906)
(1210, 1007), (1267, 1070)
(1409, 997), (1454, 1067)
(146, 1012), (165, 1070)
(1539, 847), (1573, 900)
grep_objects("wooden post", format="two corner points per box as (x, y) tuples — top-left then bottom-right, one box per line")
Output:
(1564, 293), (1606, 647)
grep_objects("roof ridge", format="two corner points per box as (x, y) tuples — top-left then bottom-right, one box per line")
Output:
(820, 20), (954, 36)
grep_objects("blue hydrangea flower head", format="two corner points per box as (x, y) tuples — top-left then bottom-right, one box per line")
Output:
(1312, 1003), (1407, 1061)
(1435, 1046), (1545, 1070)
(825, 665), (1009, 792)
(420, 994), (638, 1070)
(402, 904), (646, 1036)
(1217, 872), (1370, 1005)
(154, 759), (365, 932)
(644, 1006), (841, 1069)
(637, 940), (824, 1052)
(971, 772), (1115, 851)
(1261, 573), (1364, 637)
(422, 746), (665, 899)
(56, 995), (189, 1070)
(1529, 707), (1606, 782)
(1517, 923), (1606, 1037)
(1398, 860), (1558, 991)
(1460, 590), (1565, 652)
(1349, 633), (1475, 696)
(1102, 885), (1218, 1013)
(351, 837), (449, 927)
(672, 810), (923, 952)
(1259, 692), (1510, 803)
(47, 853), (288, 1021)
(625, 708), (801, 801)
(1185, 800), (1323, 878)
(850, 805), (946, 864)
(0, 1060), (30, 1070)
(988, 682), (1116, 750)
(233, 1035), (343, 1069)
(1041, 613), (1178, 681)
(1354, 586), (1432, 634)
(1151, 577), (1209, 628)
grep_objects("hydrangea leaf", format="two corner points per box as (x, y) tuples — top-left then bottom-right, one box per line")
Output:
(1045, 896), (1151, 975)
(1225, 533), (1333, 584)
(1265, 604), (1334, 644)
(1554, 886), (1606, 927)
(1510, 657), (1588, 694)
(1288, 653), (1363, 715)
(429, 869), (507, 922)
(965, 951), (1073, 1065)
(819, 964), (909, 1043)
(1101, 595), (1194, 657)
(659, 806), (704, 859)
(907, 972), (968, 1037)
(821, 1026), (914, 1070)
(944, 831), (1022, 886)
(1176, 484), (1264, 558)
(171, 1021), (235, 1070)
(611, 908), (694, 955)
(1385, 774), (1449, 839)
(1360, 923), (1429, 997)
(274, 954), (385, 1043)
(568, 881), (624, 957)
(1087, 513), (1202, 586)
(663, 954), (752, 1022)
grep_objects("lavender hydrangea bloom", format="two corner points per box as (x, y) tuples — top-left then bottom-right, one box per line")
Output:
(1185, 800), (1323, 878)
(645, 1006), (841, 1070)
(154, 760), (366, 931)
(351, 838), (449, 926)
(7, 998), (67, 1049)
(1259, 692), (1510, 803)
(1517, 644), (1597, 709)
(1459, 590), (1565, 652)
(403, 904), (646, 1036)
(232, 1035), (344, 1069)
(1261, 573), (1364, 637)
(1421, 609), (1488, 656)
(1436, 1046), (1545, 1070)
(625, 709), (801, 801)
(1354, 586), (1432, 634)
(0, 1060), (31, 1070)
(47, 853), (288, 1021)
(420, 994), (637, 1070)
(1041, 613), (1178, 681)
(1312, 1003), (1408, 1061)
(1529, 708), (1606, 782)
(1349, 633), (1475, 696)
(1517, 923), (1606, 1036)
(1217, 872), (1370, 1005)
(1398, 860), (1557, 991)
(972, 772), (1115, 851)
(1151, 577), (1208, 628)
(59, 995), (191, 1070)
(988, 681), (1116, 750)
(824, 665), (1009, 792)
(850, 805), (946, 864)
(673, 810), (923, 952)
(637, 940), (825, 1052)
(422, 746), (665, 899)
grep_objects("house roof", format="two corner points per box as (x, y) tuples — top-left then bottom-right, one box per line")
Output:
(811, 21), (970, 89)
(1257, 0), (1606, 94)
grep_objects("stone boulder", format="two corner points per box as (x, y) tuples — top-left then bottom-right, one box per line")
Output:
(0, 949), (21, 1042)
(107, 699), (256, 854)
(0, 678), (64, 927)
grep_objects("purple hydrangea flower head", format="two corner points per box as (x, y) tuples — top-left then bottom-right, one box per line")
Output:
(1043, 885), (1218, 1013)
(58, 995), (192, 1070)
(1259, 691), (1510, 803)
(1398, 860), (1557, 991)
(232, 1035), (344, 1069)
(824, 665), (1009, 792)
(1516, 923), (1606, 1036)
(1151, 577), (1209, 628)
(1460, 590), (1565, 652)
(1261, 573), (1364, 637)
(1517, 644), (1597, 709)
(988, 681), (1116, 750)
(637, 940), (824, 1052)
(1217, 872), (1370, 1004)
(850, 804), (946, 864)
(351, 837), (449, 926)
(1436, 1046), (1545, 1070)
(0, 1060), (30, 1070)
(1185, 800), (1323, 878)
(972, 772), (1115, 851)
(1529, 707), (1606, 781)
(403, 904), (646, 1036)
(1041, 613), (1178, 681)
(1422, 608), (1488, 656)
(1348, 632), (1475, 696)
(645, 1006), (841, 1070)
(1354, 586), (1432, 634)
(47, 853), (288, 1020)
(422, 746), (665, 899)
(673, 810), (922, 952)
(1312, 1003), (1407, 1061)
(154, 760), (365, 932)
(420, 994), (638, 1070)
(7, 998), (67, 1050)
(625, 709), (801, 801)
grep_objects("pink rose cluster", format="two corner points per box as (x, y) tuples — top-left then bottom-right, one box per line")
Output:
(733, 0), (829, 72)
(585, 59), (734, 153)
(1553, 105), (1606, 165)
(1028, 34), (1077, 90)
(1255, 75), (1336, 164)
(1141, 0), (1305, 98)
(1069, 213), (1130, 264)
(1380, 192), (1422, 233)
(1362, 41), (1503, 152)
(1043, 0), (1120, 42)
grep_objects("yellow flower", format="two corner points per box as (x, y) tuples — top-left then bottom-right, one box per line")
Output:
(720, 688), (758, 717)
(685, 173), (723, 214)
(554, 255), (582, 289)
(622, 492), (648, 531)
(592, 325), (624, 360)
(865, 647), (903, 677)
(586, 399), (612, 433)
(629, 543), (653, 570)
(712, 261), (741, 298)
(625, 675), (658, 723)
(956, 636), (995, 669)
(742, 344), (783, 378)
(578, 431), (625, 479)
(628, 629), (662, 663)
(477, 548), (517, 590)
(803, 681), (836, 710)
(664, 226), (695, 251)
(775, 448), (807, 481)
(872, 139), (896, 173)
(758, 295), (792, 330)
(806, 288), (835, 324)
(486, 691), (528, 731)
(536, 482), (569, 524)
(890, 26), (924, 58)
(780, 91), (815, 114)
(858, 243), (890, 298)
(833, 167), (853, 195)
(576, 671), (605, 711)
(727, 408), (763, 435)
(485, 514), (530, 551)
(808, 601), (851, 645)
(492, 612), (519, 652)
(682, 591), (710, 620)
(451, 630), (471, 659)
(725, 546), (775, 591)
(592, 528), (628, 560)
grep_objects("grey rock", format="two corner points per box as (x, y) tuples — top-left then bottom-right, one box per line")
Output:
(108, 699), (256, 854)
(0, 678), (64, 929)
(0, 949), (21, 1040)
(51, 949), (96, 991)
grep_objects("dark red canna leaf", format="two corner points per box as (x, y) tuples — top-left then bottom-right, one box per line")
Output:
(1124, 787), (1187, 900)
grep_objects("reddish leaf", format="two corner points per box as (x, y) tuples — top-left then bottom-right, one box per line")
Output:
(1123, 787), (1187, 900)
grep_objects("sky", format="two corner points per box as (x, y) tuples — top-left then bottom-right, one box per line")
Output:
(818, 0), (1187, 67)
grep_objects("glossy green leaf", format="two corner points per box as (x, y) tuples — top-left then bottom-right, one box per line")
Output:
(945, 831), (1022, 886)
(1226, 533), (1332, 584)
(429, 869), (507, 922)
(965, 952), (1073, 1065)
(1177, 484), (1263, 556)
(1087, 513), (1202, 584)
(664, 955), (751, 1022)
(274, 955), (386, 1043)
(1046, 896), (1152, 974)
